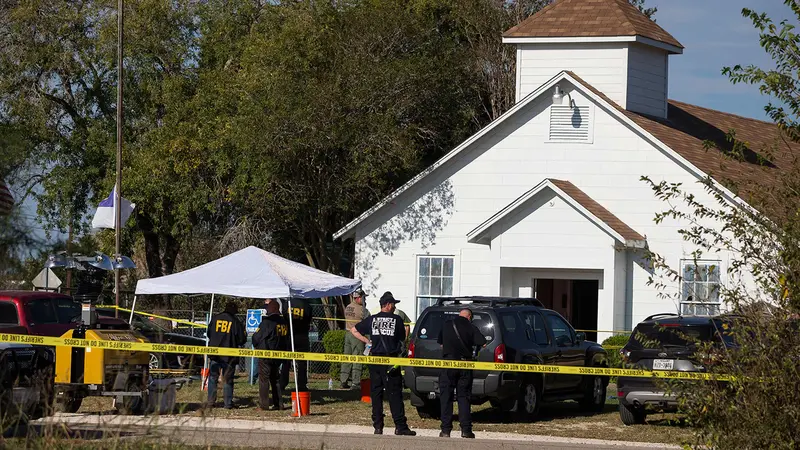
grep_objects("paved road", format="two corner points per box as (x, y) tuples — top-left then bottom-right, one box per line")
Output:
(149, 426), (676, 450)
(33, 414), (678, 450)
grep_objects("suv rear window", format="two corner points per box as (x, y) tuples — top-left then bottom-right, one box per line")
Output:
(416, 311), (494, 342)
(629, 323), (715, 349)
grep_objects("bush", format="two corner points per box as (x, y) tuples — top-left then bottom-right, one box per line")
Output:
(322, 330), (368, 381)
(601, 334), (630, 369)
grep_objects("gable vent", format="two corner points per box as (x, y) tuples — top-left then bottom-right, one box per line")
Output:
(549, 105), (591, 142)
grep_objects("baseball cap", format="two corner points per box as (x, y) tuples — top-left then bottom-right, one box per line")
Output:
(354, 288), (366, 297)
(379, 291), (400, 306)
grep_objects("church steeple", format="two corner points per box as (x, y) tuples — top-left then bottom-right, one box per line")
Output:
(503, 0), (683, 118)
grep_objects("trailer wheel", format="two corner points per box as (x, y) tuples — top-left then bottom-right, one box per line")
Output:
(54, 392), (82, 413)
(115, 380), (147, 415)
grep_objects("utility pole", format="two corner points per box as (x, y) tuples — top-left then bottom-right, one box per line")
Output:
(114, 0), (124, 318)
(65, 222), (73, 293)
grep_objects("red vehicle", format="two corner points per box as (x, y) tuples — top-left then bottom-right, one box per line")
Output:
(0, 291), (129, 337)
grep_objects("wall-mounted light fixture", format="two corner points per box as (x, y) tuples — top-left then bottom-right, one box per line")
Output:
(552, 85), (574, 108)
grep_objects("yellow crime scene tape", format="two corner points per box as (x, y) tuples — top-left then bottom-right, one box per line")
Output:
(98, 305), (206, 329)
(0, 332), (729, 382)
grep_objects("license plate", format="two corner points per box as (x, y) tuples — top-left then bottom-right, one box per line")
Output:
(653, 359), (674, 370)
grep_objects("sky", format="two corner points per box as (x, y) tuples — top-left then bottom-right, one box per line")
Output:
(656, 0), (792, 121)
(14, 0), (797, 248)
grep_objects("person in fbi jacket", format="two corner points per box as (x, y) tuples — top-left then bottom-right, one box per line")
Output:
(280, 297), (312, 392)
(436, 307), (486, 438)
(351, 291), (416, 436)
(206, 302), (246, 409)
(252, 299), (288, 410)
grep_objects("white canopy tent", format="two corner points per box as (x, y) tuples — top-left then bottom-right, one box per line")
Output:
(132, 246), (361, 404)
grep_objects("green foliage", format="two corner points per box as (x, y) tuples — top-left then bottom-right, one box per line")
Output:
(601, 334), (629, 369)
(723, 1), (800, 142)
(627, 0), (657, 19)
(322, 330), (347, 380)
(322, 329), (368, 381)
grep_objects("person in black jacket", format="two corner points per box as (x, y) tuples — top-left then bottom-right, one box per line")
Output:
(206, 303), (246, 409)
(280, 297), (312, 392)
(437, 308), (486, 438)
(351, 292), (416, 436)
(253, 299), (288, 410)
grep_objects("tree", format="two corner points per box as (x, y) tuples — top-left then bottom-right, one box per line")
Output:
(639, 3), (800, 447)
(0, 0), (226, 306)
(628, 0), (656, 19)
(230, 0), (481, 275)
(723, 1), (800, 142)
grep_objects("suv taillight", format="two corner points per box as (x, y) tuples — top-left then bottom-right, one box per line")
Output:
(408, 341), (415, 358)
(494, 344), (506, 363)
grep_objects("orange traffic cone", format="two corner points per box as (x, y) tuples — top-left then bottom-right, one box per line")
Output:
(360, 378), (371, 403)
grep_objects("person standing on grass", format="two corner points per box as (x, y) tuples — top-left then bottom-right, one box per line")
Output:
(280, 297), (312, 392)
(351, 292), (416, 437)
(206, 302), (246, 410)
(340, 289), (369, 389)
(253, 298), (288, 410)
(437, 308), (486, 438)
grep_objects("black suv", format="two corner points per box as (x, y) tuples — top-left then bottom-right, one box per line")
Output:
(404, 297), (609, 420)
(617, 313), (735, 425)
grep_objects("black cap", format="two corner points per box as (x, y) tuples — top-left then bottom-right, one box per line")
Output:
(354, 288), (366, 297)
(379, 291), (400, 306)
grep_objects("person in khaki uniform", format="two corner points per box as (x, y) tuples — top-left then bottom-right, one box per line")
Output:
(340, 288), (369, 389)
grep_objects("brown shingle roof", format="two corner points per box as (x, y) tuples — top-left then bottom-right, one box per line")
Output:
(548, 179), (646, 242)
(565, 71), (800, 199)
(504, 0), (683, 49)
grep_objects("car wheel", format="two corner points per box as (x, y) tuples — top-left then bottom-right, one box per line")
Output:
(149, 353), (161, 370)
(415, 399), (441, 419)
(619, 403), (646, 425)
(516, 378), (542, 420)
(579, 375), (607, 413)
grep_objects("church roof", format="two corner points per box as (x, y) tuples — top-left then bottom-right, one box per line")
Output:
(503, 0), (683, 49)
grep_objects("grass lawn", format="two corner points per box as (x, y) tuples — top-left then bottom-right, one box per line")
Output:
(76, 375), (693, 446)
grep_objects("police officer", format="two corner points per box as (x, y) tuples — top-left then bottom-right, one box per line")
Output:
(351, 292), (416, 436)
(253, 299), (288, 410)
(341, 289), (368, 389)
(280, 297), (312, 392)
(437, 308), (486, 438)
(206, 302), (246, 409)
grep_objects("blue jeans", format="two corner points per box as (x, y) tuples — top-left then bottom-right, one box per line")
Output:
(207, 359), (236, 407)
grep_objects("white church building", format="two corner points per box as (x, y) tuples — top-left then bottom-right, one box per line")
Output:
(334, 0), (792, 341)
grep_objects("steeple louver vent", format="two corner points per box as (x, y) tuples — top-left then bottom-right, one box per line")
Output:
(549, 105), (592, 142)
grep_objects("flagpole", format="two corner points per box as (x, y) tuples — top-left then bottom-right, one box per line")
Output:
(114, 0), (124, 318)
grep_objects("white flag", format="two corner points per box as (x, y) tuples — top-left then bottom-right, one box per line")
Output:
(91, 186), (136, 229)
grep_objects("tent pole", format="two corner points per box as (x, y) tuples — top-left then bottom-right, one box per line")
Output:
(129, 296), (137, 323)
(203, 293), (215, 391)
(287, 297), (300, 414)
